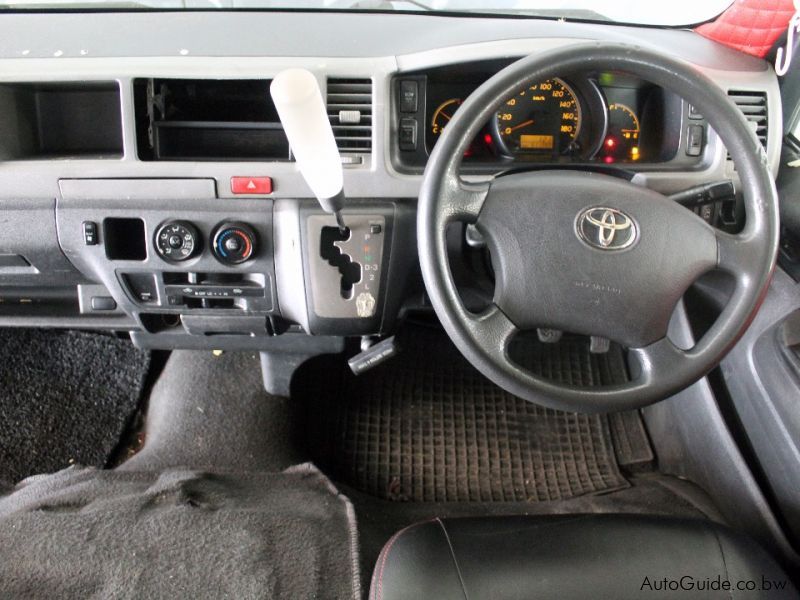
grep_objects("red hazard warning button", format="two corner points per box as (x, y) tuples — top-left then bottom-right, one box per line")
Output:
(230, 176), (273, 195)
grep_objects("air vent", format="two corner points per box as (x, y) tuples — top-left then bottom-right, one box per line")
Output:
(327, 78), (372, 153)
(727, 90), (768, 159)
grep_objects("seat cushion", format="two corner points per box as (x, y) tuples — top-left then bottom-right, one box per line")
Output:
(370, 515), (798, 600)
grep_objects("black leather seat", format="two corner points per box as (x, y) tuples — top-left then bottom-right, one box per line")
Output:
(370, 515), (798, 599)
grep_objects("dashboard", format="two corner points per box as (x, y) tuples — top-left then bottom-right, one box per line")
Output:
(0, 10), (783, 359)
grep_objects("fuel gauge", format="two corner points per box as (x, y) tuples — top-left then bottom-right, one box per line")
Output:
(600, 103), (641, 162)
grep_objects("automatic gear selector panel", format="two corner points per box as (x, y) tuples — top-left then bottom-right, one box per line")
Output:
(306, 214), (385, 320)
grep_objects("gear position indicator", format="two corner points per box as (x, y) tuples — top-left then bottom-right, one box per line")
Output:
(307, 214), (385, 319)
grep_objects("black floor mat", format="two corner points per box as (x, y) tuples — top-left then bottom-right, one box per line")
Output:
(0, 328), (150, 484)
(298, 325), (635, 503)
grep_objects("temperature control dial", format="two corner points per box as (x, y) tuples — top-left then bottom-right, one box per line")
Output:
(155, 221), (199, 262)
(212, 222), (257, 265)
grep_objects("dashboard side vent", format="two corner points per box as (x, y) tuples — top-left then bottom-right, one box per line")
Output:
(727, 90), (768, 159)
(327, 78), (372, 153)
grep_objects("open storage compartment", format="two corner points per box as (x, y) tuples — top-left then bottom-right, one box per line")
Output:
(134, 78), (290, 161)
(0, 82), (123, 160)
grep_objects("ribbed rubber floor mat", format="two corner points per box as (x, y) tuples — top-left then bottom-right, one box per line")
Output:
(299, 326), (632, 503)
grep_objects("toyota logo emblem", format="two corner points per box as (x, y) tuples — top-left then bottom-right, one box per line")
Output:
(576, 207), (638, 251)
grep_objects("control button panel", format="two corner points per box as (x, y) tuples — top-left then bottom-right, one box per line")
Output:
(212, 222), (257, 265)
(155, 221), (199, 262)
(83, 221), (98, 245)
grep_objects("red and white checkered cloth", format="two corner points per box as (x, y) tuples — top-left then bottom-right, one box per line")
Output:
(695, 0), (796, 57)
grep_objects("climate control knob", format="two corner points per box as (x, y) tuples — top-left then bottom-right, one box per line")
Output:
(155, 221), (199, 262)
(212, 222), (257, 265)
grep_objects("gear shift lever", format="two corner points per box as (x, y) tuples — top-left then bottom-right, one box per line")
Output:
(270, 69), (347, 233)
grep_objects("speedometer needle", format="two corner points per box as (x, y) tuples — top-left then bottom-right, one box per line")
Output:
(506, 119), (534, 133)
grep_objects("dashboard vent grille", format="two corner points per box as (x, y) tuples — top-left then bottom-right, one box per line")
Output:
(727, 90), (768, 159)
(327, 78), (372, 153)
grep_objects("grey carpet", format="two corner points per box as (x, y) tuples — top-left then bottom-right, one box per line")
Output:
(120, 350), (303, 473)
(0, 328), (150, 485)
(0, 463), (361, 600)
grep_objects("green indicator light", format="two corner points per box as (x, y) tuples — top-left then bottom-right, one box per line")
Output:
(598, 72), (615, 86)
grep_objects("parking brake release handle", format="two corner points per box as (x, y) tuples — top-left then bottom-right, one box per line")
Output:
(270, 69), (347, 233)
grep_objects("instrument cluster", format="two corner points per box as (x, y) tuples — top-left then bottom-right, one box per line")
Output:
(396, 61), (683, 170)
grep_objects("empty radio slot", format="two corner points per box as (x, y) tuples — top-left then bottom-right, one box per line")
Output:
(134, 78), (289, 161)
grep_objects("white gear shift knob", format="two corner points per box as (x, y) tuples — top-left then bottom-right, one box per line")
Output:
(271, 69), (346, 228)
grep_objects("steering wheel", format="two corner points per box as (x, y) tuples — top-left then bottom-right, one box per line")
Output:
(417, 43), (779, 413)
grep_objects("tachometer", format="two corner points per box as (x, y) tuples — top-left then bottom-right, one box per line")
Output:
(494, 78), (581, 155)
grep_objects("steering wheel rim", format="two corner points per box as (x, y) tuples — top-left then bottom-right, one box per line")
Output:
(417, 42), (779, 413)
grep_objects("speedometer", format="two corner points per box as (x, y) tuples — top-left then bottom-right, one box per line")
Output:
(494, 78), (581, 156)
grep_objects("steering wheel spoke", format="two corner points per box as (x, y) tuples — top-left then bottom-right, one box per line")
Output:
(444, 177), (492, 222)
(716, 229), (760, 285)
(463, 303), (518, 357)
(628, 337), (687, 385)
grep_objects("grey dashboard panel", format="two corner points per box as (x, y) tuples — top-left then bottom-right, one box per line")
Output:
(0, 197), (83, 288)
(719, 269), (800, 543)
(60, 178), (216, 200)
(0, 12), (769, 70)
(0, 10), (784, 335)
(0, 11), (783, 203)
